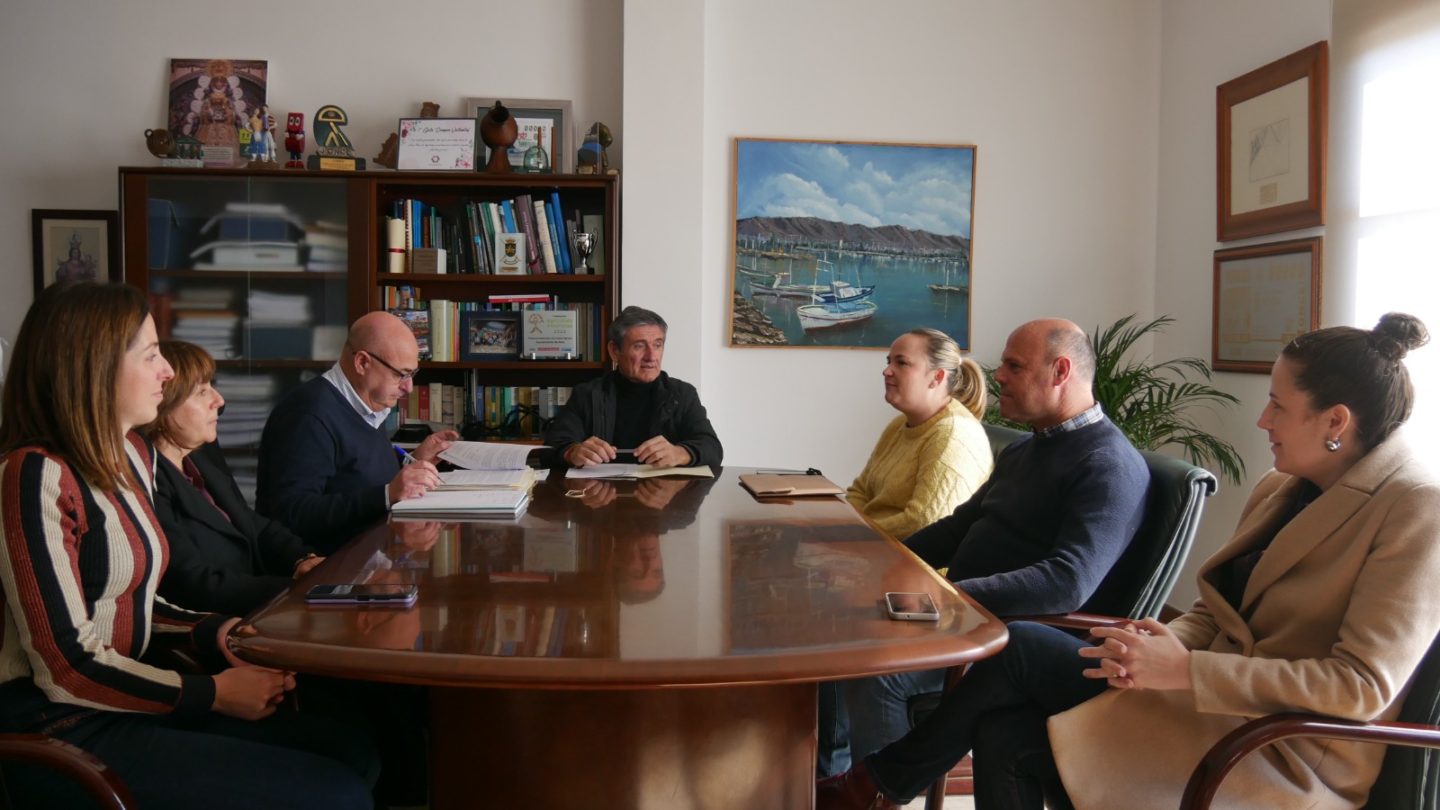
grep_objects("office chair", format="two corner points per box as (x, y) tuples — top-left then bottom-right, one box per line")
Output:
(0, 734), (133, 810)
(1180, 628), (1440, 810)
(910, 423), (1218, 808)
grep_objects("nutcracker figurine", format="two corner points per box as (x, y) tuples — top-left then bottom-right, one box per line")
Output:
(284, 112), (306, 168)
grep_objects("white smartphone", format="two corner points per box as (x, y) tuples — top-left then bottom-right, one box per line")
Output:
(305, 583), (418, 607)
(884, 592), (940, 621)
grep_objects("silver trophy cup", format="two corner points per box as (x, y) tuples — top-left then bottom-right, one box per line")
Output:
(574, 232), (595, 274)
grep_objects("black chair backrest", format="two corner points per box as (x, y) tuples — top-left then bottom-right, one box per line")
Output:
(981, 423), (1217, 620)
(1365, 630), (1440, 810)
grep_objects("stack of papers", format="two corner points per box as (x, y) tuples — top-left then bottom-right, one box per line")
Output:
(391, 488), (531, 519)
(439, 441), (542, 471)
(436, 468), (537, 490)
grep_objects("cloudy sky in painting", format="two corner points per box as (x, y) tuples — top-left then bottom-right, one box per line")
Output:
(735, 140), (973, 238)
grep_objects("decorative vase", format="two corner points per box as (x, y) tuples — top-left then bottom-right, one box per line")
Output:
(479, 102), (518, 174)
(523, 128), (551, 173)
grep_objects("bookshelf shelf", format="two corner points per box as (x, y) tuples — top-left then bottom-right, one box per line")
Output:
(120, 166), (620, 459)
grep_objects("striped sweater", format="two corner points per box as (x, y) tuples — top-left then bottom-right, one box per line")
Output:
(0, 433), (223, 733)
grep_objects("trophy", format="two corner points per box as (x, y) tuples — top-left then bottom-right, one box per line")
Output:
(574, 232), (595, 274)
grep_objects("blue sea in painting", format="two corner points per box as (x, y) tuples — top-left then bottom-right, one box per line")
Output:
(734, 250), (970, 348)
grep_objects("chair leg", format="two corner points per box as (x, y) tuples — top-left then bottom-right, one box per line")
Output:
(924, 776), (945, 810)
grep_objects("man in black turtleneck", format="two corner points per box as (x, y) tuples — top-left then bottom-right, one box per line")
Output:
(543, 306), (723, 469)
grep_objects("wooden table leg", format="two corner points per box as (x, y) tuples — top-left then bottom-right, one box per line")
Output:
(431, 682), (817, 810)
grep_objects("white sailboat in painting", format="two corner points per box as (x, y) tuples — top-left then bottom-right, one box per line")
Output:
(796, 260), (877, 331)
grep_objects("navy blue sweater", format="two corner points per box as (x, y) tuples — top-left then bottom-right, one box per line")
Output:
(256, 376), (398, 551)
(904, 417), (1149, 617)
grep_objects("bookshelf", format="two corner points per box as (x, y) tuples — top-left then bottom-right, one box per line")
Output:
(119, 167), (620, 496)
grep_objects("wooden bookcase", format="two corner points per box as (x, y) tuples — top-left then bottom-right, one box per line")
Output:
(119, 166), (621, 495)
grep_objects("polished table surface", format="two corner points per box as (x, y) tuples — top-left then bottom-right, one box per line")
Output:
(234, 469), (1007, 808)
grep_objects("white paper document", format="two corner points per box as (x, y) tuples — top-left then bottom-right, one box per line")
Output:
(391, 488), (531, 517)
(439, 441), (543, 470)
(436, 469), (536, 490)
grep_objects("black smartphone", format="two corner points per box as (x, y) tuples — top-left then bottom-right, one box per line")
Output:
(884, 592), (940, 621)
(305, 584), (418, 606)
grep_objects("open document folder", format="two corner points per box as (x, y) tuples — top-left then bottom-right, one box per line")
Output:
(564, 464), (715, 480)
(439, 441), (544, 471)
(436, 468), (537, 490)
(391, 487), (531, 518)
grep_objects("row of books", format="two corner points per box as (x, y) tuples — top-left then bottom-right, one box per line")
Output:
(394, 381), (573, 437)
(389, 298), (603, 362)
(384, 194), (604, 276)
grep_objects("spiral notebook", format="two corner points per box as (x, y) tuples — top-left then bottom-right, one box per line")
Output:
(739, 472), (845, 498)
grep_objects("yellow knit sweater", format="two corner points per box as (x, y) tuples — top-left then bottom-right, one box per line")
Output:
(845, 398), (993, 540)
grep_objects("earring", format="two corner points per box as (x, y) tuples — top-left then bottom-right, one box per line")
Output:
(1325, 438), (1342, 452)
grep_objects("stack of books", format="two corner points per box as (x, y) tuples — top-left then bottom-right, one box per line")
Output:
(189, 203), (306, 272)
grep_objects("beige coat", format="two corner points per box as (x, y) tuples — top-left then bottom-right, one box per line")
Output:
(1049, 434), (1440, 810)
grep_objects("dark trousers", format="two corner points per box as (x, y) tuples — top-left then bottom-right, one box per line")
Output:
(865, 622), (1108, 806)
(5, 708), (377, 810)
(816, 680), (851, 777)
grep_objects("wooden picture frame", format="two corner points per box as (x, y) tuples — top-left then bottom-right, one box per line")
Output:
(1212, 236), (1322, 373)
(464, 97), (573, 174)
(729, 137), (977, 350)
(31, 209), (120, 296)
(1216, 41), (1327, 241)
(461, 310), (521, 361)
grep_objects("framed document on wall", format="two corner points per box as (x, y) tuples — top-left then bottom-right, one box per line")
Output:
(1216, 42), (1328, 241)
(1212, 237), (1322, 373)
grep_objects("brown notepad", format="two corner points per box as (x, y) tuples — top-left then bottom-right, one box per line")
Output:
(739, 473), (845, 498)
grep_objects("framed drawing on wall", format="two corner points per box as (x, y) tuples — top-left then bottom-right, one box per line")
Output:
(1212, 236), (1322, 373)
(729, 138), (977, 350)
(464, 97), (573, 173)
(31, 209), (120, 296)
(1217, 41), (1327, 241)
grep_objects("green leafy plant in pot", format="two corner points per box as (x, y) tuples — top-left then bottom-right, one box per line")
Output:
(984, 314), (1246, 486)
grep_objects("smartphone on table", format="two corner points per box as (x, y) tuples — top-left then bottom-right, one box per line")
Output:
(305, 583), (419, 607)
(884, 592), (940, 621)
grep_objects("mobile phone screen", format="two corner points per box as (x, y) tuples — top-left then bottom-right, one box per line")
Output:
(885, 592), (939, 620)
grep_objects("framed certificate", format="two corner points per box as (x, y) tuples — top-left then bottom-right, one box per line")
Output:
(522, 310), (579, 359)
(1212, 237), (1322, 373)
(397, 118), (478, 171)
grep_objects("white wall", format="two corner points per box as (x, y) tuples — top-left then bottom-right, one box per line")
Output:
(623, 0), (1163, 484)
(1153, 0), (1331, 607)
(0, 0), (623, 346)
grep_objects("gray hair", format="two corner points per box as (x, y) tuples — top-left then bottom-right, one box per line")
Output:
(608, 306), (669, 347)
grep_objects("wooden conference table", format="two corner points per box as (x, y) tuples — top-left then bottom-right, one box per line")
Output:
(233, 469), (1007, 809)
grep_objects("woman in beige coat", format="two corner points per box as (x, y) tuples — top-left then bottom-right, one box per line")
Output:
(818, 313), (1440, 810)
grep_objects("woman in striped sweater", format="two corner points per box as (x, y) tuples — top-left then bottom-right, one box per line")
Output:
(0, 282), (375, 809)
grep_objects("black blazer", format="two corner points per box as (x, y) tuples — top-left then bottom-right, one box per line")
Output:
(155, 445), (315, 615)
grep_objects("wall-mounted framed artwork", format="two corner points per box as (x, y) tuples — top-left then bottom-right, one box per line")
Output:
(464, 97), (573, 173)
(31, 209), (120, 296)
(1217, 41), (1327, 241)
(728, 138), (977, 350)
(1212, 236), (1323, 373)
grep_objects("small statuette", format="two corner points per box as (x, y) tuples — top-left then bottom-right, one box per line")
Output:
(480, 102), (518, 174)
(307, 104), (366, 171)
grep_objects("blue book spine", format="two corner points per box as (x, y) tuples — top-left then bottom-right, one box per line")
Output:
(548, 192), (570, 273)
(545, 201), (569, 274)
(411, 201), (422, 247)
(500, 200), (517, 234)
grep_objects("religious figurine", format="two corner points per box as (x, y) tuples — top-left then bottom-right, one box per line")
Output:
(258, 105), (277, 163)
(479, 101), (518, 174)
(284, 112), (306, 168)
(576, 122), (614, 175)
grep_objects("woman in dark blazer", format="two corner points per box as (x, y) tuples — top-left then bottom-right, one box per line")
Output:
(146, 340), (324, 615)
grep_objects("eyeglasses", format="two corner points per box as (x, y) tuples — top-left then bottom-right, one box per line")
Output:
(359, 349), (418, 382)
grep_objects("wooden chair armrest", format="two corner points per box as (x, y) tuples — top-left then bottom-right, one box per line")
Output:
(0, 732), (134, 810)
(1179, 713), (1440, 810)
(1006, 612), (1132, 632)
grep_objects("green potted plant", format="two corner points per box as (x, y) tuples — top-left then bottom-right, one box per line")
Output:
(985, 314), (1246, 485)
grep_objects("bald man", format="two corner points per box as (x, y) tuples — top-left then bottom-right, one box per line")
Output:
(819, 319), (1151, 789)
(257, 312), (458, 550)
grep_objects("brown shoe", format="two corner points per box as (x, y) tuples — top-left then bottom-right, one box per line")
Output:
(815, 762), (900, 810)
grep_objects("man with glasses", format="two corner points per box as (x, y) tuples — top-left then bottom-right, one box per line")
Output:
(257, 311), (459, 550)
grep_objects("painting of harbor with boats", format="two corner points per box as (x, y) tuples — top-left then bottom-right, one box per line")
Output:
(729, 138), (975, 349)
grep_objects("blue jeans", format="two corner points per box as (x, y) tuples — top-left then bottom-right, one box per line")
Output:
(817, 680), (852, 777)
(865, 622), (1107, 806)
(6, 708), (378, 810)
(840, 666), (947, 764)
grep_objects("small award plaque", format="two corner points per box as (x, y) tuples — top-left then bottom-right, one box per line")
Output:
(495, 233), (527, 275)
(522, 310), (580, 360)
(307, 104), (367, 171)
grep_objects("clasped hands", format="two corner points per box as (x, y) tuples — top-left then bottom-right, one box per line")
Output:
(564, 435), (691, 469)
(212, 617), (296, 721)
(387, 430), (460, 504)
(1079, 617), (1192, 691)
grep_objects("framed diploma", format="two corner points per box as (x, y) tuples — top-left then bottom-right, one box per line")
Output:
(396, 118), (478, 171)
(1212, 237), (1322, 373)
(522, 310), (579, 359)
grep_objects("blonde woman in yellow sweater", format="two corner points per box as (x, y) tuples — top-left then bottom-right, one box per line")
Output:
(846, 328), (993, 540)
